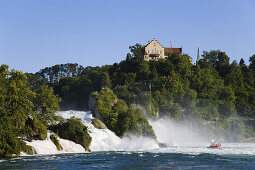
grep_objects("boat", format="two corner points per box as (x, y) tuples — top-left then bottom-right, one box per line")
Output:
(209, 140), (222, 148)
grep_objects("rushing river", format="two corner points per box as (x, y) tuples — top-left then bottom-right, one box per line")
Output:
(1, 111), (255, 169)
(1, 150), (255, 169)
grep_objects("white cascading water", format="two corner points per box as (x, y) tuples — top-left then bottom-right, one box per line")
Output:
(24, 110), (255, 156)
(55, 111), (159, 151)
(24, 132), (85, 155)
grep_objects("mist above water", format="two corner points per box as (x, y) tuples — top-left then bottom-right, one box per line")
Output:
(150, 117), (210, 146)
(23, 111), (255, 156)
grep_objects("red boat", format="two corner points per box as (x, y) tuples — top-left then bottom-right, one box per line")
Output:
(209, 140), (222, 148)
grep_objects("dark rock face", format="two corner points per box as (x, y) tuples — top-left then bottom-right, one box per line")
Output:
(89, 94), (103, 120)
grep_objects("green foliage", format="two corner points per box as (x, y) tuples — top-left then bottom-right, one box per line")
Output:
(24, 116), (47, 140)
(34, 84), (61, 125)
(0, 116), (35, 157)
(129, 43), (145, 61)
(113, 85), (133, 104)
(160, 101), (181, 120)
(116, 108), (155, 138)
(50, 134), (63, 151)
(136, 94), (159, 119)
(136, 61), (150, 80)
(249, 54), (255, 70)
(21, 144), (35, 155)
(94, 88), (155, 138)
(50, 117), (92, 151)
(91, 118), (107, 129)
(0, 64), (61, 157)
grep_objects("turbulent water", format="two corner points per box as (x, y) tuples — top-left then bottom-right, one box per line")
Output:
(1, 111), (255, 169)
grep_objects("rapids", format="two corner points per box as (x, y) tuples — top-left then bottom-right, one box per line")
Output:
(23, 110), (255, 156)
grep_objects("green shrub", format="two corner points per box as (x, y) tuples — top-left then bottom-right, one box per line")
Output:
(91, 118), (107, 129)
(50, 117), (91, 151)
(21, 144), (35, 155)
(50, 134), (63, 151)
(25, 116), (47, 140)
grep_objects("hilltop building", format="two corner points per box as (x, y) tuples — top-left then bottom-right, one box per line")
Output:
(143, 38), (182, 61)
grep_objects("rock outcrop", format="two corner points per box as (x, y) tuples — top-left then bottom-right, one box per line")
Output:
(89, 93), (103, 120)
(92, 118), (107, 129)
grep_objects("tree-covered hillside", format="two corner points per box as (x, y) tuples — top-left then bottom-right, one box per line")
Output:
(1, 43), (255, 158)
(28, 44), (255, 141)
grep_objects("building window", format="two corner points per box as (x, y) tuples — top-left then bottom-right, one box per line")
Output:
(148, 50), (149, 53)
(154, 43), (156, 46)
(160, 51), (162, 54)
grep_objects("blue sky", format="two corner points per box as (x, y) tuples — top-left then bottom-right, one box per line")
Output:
(0, 0), (255, 73)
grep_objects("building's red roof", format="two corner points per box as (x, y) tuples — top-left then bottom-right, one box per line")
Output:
(164, 48), (182, 55)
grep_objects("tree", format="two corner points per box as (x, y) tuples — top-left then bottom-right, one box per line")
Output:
(225, 61), (244, 89)
(2, 68), (36, 129)
(200, 50), (230, 77)
(34, 84), (61, 125)
(150, 66), (158, 79)
(126, 53), (132, 61)
(239, 58), (245, 67)
(129, 43), (145, 61)
(0, 65), (50, 157)
(249, 54), (255, 70)
(136, 61), (150, 80)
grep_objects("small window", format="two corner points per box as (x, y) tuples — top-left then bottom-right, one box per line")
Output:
(154, 43), (156, 46)
(148, 50), (149, 53)
(160, 51), (162, 54)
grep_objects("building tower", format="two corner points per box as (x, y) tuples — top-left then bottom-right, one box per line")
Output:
(196, 44), (200, 65)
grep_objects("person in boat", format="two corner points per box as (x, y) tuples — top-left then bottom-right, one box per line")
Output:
(210, 140), (221, 148)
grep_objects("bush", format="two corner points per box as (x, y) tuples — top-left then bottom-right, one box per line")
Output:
(50, 117), (91, 151)
(50, 134), (63, 151)
(24, 117), (47, 140)
(21, 144), (35, 155)
(91, 118), (107, 129)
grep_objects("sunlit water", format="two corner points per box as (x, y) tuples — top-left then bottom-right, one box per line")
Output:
(1, 150), (255, 169)
(1, 111), (255, 169)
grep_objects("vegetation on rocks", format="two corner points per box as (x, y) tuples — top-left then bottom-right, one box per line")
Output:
(91, 118), (107, 129)
(49, 117), (92, 151)
(92, 88), (156, 138)
(50, 134), (63, 151)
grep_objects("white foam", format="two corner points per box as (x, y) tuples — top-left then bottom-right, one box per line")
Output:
(149, 117), (255, 155)
(55, 110), (93, 122)
(150, 143), (255, 155)
(23, 111), (255, 156)
(24, 132), (85, 155)
(56, 111), (159, 151)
